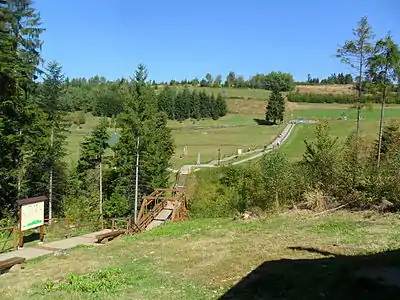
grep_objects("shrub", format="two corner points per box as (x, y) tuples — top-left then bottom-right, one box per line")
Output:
(74, 111), (86, 126)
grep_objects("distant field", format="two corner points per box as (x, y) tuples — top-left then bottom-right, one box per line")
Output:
(280, 105), (400, 160)
(64, 94), (400, 167)
(169, 84), (356, 100)
(65, 113), (283, 168)
(295, 84), (355, 94)
(170, 115), (283, 168)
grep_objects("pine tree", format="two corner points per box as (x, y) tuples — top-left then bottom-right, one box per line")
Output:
(111, 65), (174, 216)
(190, 90), (201, 120)
(77, 119), (109, 175)
(29, 61), (68, 217)
(266, 89), (285, 124)
(0, 0), (44, 214)
(215, 93), (227, 117)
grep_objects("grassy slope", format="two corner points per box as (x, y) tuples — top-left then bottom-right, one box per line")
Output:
(64, 86), (400, 165)
(170, 115), (283, 168)
(2, 211), (400, 299)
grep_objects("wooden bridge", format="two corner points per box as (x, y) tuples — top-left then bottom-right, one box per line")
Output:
(110, 167), (190, 235)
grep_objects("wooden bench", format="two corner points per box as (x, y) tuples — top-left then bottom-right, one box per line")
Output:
(0, 257), (26, 273)
(96, 230), (125, 244)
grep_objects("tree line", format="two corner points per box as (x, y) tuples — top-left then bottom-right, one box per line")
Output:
(157, 71), (296, 92)
(157, 87), (227, 121)
(298, 72), (355, 85)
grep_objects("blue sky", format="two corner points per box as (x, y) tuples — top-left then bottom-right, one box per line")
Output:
(34, 0), (398, 82)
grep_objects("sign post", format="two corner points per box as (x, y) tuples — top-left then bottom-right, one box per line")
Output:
(16, 196), (47, 248)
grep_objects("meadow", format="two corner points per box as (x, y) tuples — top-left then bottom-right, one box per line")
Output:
(2, 211), (400, 299)
(280, 105), (400, 160)
(64, 86), (400, 168)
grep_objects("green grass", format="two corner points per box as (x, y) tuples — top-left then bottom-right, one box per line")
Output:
(292, 106), (400, 120)
(64, 113), (281, 169)
(170, 115), (283, 168)
(280, 106), (400, 160)
(63, 105), (400, 167)
(3, 211), (400, 299)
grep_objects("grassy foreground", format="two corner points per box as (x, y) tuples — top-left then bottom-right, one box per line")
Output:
(2, 211), (400, 299)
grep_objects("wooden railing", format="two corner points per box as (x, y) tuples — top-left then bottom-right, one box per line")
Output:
(44, 213), (102, 239)
(0, 226), (17, 253)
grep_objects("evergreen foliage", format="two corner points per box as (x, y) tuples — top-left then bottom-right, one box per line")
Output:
(265, 89), (285, 124)
(156, 88), (227, 121)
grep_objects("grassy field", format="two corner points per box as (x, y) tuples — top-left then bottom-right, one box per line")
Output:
(170, 115), (283, 168)
(65, 113), (283, 168)
(2, 211), (400, 299)
(280, 105), (400, 160)
(63, 85), (400, 167)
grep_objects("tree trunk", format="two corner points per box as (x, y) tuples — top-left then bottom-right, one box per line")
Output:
(49, 127), (54, 224)
(377, 86), (387, 168)
(99, 158), (103, 229)
(356, 45), (364, 139)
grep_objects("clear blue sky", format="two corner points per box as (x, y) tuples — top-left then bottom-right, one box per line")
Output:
(34, 0), (398, 82)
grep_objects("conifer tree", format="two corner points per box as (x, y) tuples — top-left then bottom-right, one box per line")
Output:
(265, 89), (285, 124)
(111, 65), (174, 216)
(0, 0), (44, 214)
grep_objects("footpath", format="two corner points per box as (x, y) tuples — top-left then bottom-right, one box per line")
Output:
(0, 229), (111, 261)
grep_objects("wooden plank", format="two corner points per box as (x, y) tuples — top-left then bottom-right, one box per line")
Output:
(96, 230), (125, 242)
(0, 257), (26, 270)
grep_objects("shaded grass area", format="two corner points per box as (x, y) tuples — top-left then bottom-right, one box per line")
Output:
(2, 211), (400, 299)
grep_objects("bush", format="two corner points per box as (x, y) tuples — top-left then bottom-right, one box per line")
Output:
(103, 192), (130, 219)
(188, 169), (245, 218)
(74, 111), (86, 126)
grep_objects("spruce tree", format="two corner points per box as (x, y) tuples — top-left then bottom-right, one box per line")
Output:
(29, 61), (68, 217)
(0, 0), (44, 214)
(266, 89), (285, 124)
(215, 93), (227, 117)
(190, 90), (201, 120)
(111, 65), (174, 216)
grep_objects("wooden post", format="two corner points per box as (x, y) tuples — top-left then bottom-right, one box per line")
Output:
(19, 205), (23, 248)
(111, 219), (115, 231)
(39, 225), (44, 243)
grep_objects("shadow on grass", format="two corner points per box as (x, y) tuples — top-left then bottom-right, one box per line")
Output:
(219, 247), (400, 300)
(253, 119), (276, 126)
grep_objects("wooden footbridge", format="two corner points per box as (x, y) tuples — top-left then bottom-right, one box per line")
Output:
(106, 167), (190, 240)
